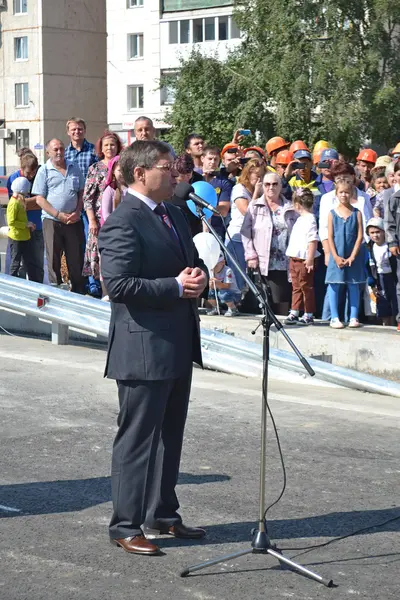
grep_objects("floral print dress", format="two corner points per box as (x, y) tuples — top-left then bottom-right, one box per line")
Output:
(82, 161), (108, 279)
(268, 206), (289, 271)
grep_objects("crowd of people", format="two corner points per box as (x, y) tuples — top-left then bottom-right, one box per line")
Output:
(4, 118), (400, 331)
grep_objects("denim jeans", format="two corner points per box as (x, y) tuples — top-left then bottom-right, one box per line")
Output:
(328, 283), (359, 321)
(225, 239), (246, 292)
(209, 288), (241, 304)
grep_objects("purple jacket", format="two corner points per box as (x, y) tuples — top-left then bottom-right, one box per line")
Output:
(241, 195), (297, 276)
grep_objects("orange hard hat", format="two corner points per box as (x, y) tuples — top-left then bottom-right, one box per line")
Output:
(290, 140), (310, 154)
(356, 148), (377, 164)
(244, 146), (266, 159)
(221, 143), (239, 158)
(391, 142), (400, 155)
(312, 147), (325, 165)
(265, 136), (289, 156)
(276, 149), (294, 165)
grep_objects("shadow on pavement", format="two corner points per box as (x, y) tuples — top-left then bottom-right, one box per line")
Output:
(0, 472), (231, 518)
(155, 506), (400, 548)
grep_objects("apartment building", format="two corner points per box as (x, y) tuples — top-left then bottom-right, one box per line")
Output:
(0, 0), (107, 174)
(107, 0), (241, 143)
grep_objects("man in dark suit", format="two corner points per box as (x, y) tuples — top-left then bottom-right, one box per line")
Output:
(98, 140), (208, 556)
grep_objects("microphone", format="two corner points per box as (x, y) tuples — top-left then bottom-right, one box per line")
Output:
(174, 182), (220, 216)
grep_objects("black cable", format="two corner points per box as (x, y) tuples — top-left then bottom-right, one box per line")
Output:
(263, 399), (287, 518)
(261, 350), (400, 555)
(279, 513), (400, 556)
(253, 277), (288, 520)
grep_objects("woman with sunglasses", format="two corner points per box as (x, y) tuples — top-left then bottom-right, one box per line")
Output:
(241, 171), (298, 316)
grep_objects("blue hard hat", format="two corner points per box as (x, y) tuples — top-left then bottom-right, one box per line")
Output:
(320, 148), (339, 161)
(293, 149), (312, 160)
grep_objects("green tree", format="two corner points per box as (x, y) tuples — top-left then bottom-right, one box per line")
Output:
(233, 0), (400, 154)
(162, 49), (274, 152)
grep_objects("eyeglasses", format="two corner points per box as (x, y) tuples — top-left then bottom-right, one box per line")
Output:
(263, 182), (279, 188)
(154, 163), (175, 172)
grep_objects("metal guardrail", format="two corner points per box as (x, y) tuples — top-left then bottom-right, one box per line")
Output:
(0, 273), (400, 398)
(0, 273), (109, 344)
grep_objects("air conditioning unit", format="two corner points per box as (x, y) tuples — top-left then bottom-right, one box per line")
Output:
(0, 129), (12, 139)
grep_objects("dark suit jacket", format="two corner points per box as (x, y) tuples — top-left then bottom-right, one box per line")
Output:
(98, 191), (208, 381)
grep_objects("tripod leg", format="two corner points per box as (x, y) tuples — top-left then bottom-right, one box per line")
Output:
(267, 548), (333, 587)
(180, 548), (253, 577)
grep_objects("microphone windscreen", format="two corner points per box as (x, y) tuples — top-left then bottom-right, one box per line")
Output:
(174, 181), (194, 201)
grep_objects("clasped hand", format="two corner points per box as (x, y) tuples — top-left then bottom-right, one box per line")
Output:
(178, 267), (208, 299)
(58, 211), (81, 225)
(335, 255), (355, 268)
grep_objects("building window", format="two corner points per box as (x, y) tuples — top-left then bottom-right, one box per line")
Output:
(168, 16), (240, 44)
(160, 71), (178, 106)
(230, 16), (241, 39)
(218, 16), (228, 41)
(180, 20), (190, 44)
(14, 0), (27, 14)
(127, 0), (143, 7)
(15, 83), (29, 107)
(127, 85), (144, 110)
(193, 18), (203, 43)
(15, 37), (28, 61)
(169, 21), (178, 44)
(16, 129), (30, 152)
(204, 18), (215, 41)
(128, 33), (143, 59)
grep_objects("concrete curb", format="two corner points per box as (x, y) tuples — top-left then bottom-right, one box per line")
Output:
(201, 314), (400, 382)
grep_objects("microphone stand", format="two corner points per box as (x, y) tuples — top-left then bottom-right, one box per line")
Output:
(181, 206), (334, 588)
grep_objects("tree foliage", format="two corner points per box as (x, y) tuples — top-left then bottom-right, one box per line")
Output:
(162, 50), (274, 152)
(233, 0), (400, 154)
(164, 1), (400, 155)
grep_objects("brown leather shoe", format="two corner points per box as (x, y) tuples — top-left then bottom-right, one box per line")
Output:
(111, 535), (161, 555)
(160, 523), (206, 539)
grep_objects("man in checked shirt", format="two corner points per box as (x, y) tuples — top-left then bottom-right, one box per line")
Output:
(64, 117), (99, 293)
(64, 117), (98, 180)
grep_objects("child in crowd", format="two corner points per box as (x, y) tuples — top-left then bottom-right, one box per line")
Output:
(369, 169), (389, 215)
(6, 177), (38, 281)
(207, 252), (241, 317)
(366, 217), (398, 325)
(285, 189), (320, 325)
(326, 177), (366, 329)
(100, 156), (126, 226)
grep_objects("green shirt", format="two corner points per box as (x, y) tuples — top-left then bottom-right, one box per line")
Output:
(6, 197), (30, 241)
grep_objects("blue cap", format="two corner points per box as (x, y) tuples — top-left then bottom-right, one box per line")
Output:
(320, 148), (339, 161)
(294, 149), (312, 160)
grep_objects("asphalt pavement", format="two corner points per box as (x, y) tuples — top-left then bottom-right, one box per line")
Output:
(0, 334), (399, 600)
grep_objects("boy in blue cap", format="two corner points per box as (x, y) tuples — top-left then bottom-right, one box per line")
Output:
(287, 150), (320, 197)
